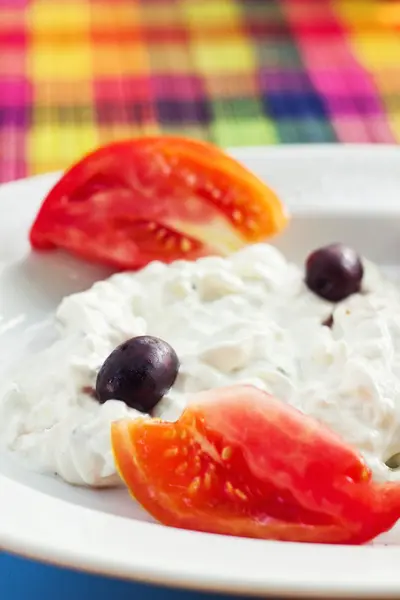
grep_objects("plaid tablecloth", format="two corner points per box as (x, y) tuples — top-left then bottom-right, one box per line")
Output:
(0, 0), (399, 182)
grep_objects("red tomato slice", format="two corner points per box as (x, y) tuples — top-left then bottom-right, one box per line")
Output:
(111, 385), (400, 544)
(30, 137), (288, 270)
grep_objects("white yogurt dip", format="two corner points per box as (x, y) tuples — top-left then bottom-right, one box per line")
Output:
(1, 243), (400, 487)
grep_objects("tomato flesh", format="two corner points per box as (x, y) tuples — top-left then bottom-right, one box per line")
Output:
(30, 137), (288, 270)
(111, 385), (400, 544)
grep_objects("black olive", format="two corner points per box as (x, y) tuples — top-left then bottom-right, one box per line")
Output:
(306, 244), (363, 302)
(96, 335), (179, 412)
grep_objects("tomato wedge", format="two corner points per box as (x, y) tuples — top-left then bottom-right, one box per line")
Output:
(111, 385), (400, 544)
(30, 137), (288, 270)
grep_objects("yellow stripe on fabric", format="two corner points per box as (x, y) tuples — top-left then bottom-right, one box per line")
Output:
(377, 3), (400, 26)
(374, 70), (400, 94)
(351, 33), (400, 69)
(146, 44), (193, 74)
(211, 118), (279, 147)
(90, 2), (139, 31)
(92, 44), (149, 77)
(160, 125), (210, 141)
(384, 112), (400, 143)
(29, 0), (89, 35)
(29, 43), (92, 80)
(206, 73), (259, 99)
(29, 0), (92, 80)
(182, 0), (256, 74)
(27, 0), (98, 174)
(28, 122), (99, 175)
(191, 38), (256, 74)
(337, 0), (400, 68)
(335, 0), (400, 142)
(181, 0), (242, 28)
(90, 1), (150, 79)
(335, 0), (379, 25)
(339, 0), (400, 29)
(139, 3), (185, 26)
(34, 81), (93, 106)
(97, 124), (161, 144)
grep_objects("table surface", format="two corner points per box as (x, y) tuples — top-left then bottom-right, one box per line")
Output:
(1, 0), (400, 183)
(2, 0), (400, 597)
(1, 553), (240, 600)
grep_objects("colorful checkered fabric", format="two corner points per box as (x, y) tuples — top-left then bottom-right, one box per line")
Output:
(0, 0), (400, 182)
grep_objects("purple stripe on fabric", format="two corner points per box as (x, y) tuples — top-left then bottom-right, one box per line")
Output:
(150, 75), (205, 101)
(155, 99), (210, 124)
(0, 107), (29, 127)
(259, 69), (314, 92)
(291, 23), (396, 143)
(308, 70), (384, 116)
(96, 102), (154, 124)
(259, 69), (329, 119)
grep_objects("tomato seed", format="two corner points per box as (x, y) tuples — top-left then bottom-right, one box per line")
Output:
(222, 446), (233, 461)
(156, 229), (166, 241)
(163, 429), (177, 440)
(225, 481), (235, 498)
(180, 239), (192, 252)
(204, 472), (212, 489)
(188, 477), (201, 495)
(175, 462), (188, 475)
(235, 489), (248, 502)
(164, 238), (175, 250)
(164, 447), (179, 458)
(232, 210), (243, 223)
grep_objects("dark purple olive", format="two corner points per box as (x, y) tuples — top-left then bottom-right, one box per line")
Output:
(322, 314), (334, 328)
(305, 243), (363, 302)
(96, 335), (179, 412)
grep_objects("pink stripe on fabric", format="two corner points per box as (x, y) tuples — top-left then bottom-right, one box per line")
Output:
(282, 0), (396, 143)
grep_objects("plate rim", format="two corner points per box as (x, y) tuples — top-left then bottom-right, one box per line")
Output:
(3, 474), (400, 599)
(2, 144), (400, 598)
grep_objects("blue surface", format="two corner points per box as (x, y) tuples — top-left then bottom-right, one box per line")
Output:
(1, 553), (240, 600)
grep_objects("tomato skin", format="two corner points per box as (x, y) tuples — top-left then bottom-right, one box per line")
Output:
(111, 386), (400, 545)
(30, 137), (288, 270)
(112, 418), (355, 544)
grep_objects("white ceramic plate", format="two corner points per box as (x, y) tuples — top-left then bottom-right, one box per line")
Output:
(2, 146), (400, 598)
